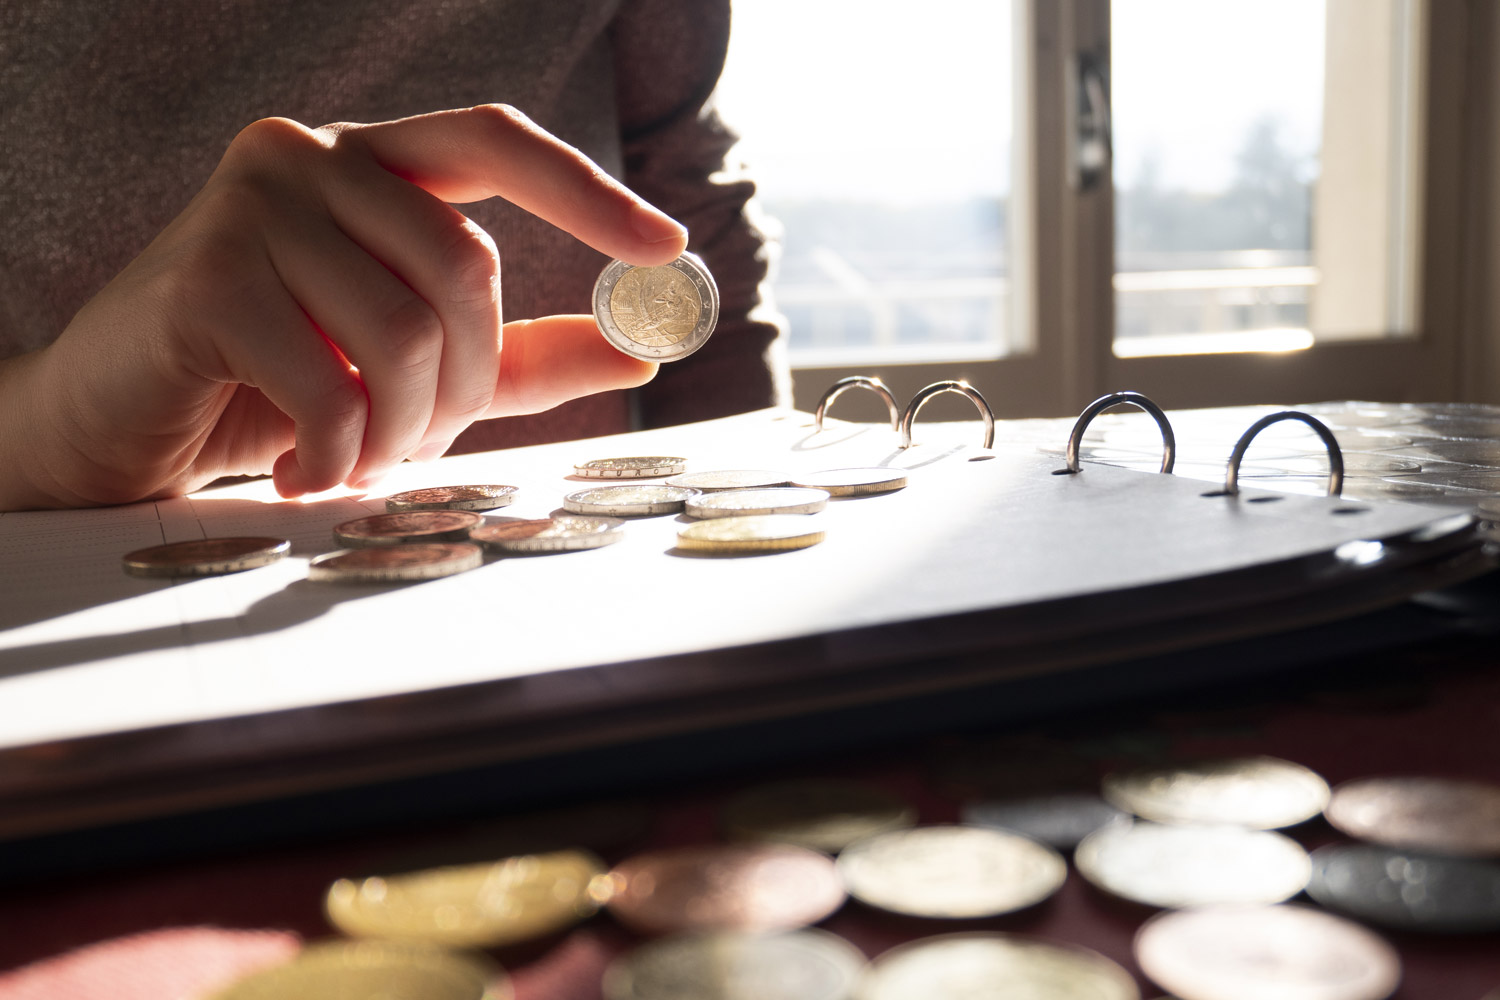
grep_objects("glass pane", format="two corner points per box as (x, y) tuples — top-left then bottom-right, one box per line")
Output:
(716, 1), (1017, 366)
(1111, 0), (1421, 356)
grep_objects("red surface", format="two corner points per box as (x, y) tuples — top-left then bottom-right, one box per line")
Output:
(2, 657), (1499, 1000)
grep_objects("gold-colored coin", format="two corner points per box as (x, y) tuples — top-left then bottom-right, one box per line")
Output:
(836, 825), (1067, 919)
(206, 939), (509, 1000)
(575, 456), (689, 479)
(665, 470), (792, 492)
(307, 543), (482, 583)
(385, 485), (518, 512)
(1102, 755), (1330, 829)
(471, 516), (625, 554)
(121, 537), (290, 577)
(603, 930), (868, 1000)
(685, 488), (830, 519)
(332, 510), (481, 547)
(677, 516), (825, 554)
(1073, 822), (1310, 909)
(790, 468), (908, 497)
(721, 778), (917, 853)
(594, 253), (719, 362)
(324, 849), (608, 949)
(860, 933), (1139, 1000)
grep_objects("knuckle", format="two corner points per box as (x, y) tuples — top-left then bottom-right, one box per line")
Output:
(315, 376), (367, 434)
(225, 116), (321, 164)
(376, 295), (444, 374)
(471, 102), (531, 132)
(437, 220), (501, 311)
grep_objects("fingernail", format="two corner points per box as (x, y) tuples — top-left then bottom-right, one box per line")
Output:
(630, 203), (687, 245)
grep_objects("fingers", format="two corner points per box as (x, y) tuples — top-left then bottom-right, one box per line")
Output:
(335, 105), (688, 267)
(488, 315), (657, 418)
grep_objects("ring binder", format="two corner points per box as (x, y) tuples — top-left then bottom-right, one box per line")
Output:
(1225, 411), (1345, 497)
(1063, 391), (1177, 475)
(814, 376), (900, 433)
(900, 380), (995, 450)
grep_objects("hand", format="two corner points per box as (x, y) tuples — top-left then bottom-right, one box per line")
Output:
(0, 105), (688, 510)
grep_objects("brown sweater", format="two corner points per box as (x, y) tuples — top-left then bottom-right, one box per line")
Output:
(0, 0), (786, 451)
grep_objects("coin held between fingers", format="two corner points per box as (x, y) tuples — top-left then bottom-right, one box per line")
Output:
(593, 253), (718, 362)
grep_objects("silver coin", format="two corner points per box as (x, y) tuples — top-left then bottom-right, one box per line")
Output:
(666, 470), (792, 492)
(1306, 843), (1500, 933)
(574, 456), (688, 479)
(1102, 756), (1330, 830)
(790, 468), (908, 497)
(603, 930), (867, 1000)
(471, 516), (625, 553)
(384, 485), (518, 512)
(861, 933), (1139, 1000)
(308, 543), (483, 583)
(963, 792), (1129, 849)
(563, 485), (699, 516)
(1074, 822), (1311, 909)
(685, 488), (830, 519)
(594, 252), (719, 362)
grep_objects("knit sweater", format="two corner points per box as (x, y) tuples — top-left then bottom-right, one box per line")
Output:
(0, 0), (785, 451)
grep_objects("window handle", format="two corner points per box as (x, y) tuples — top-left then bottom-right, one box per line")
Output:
(1073, 51), (1112, 191)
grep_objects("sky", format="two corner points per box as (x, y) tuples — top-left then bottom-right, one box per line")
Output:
(714, 0), (1327, 203)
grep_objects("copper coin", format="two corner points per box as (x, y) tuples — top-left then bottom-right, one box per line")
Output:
(605, 844), (846, 935)
(308, 544), (482, 583)
(332, 510), (481, 547)
(1325, 776), (1500, 857)
(471, 516), (625, 553)
(384, 485), (518, 512)
(1103, 756), (1330, 829)
(1134, 904), (1401, 1000)
(122, 536), (291, 577)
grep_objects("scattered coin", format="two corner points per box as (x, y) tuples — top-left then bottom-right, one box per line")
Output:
(1134, 904), (1401, 1000)
(594, 252), (719, 362)
(676, 516), (826, 554)
(790, 468), (908, 497)
(665, 470), (792, 492)
(324, 849), (607, 948)
(1102, 756), (1330, 829)
(332, 510), (481, 547)
(605, 844), (846, 935)
(685, 488), (830, 519)
(1306, 843), (1500, 933)
(384, 485), (518, 512)
(472, 516), (625, 554)
(121, 537), (290, 578)
(308, 543), (482, 583)
(962, 792), (1129, 849)
(721, 778), (917, 853)
(575, 456), (688, 479)
(836, 824), (1067, 919)
(1073, 822), (1310, 909)
(602, 929), (867, 1000)
(205, 939), (508, 1000)
(1324, 776), (1500, 857)
(563, 485), (699, 517)
(861, 933), (1139, 1000)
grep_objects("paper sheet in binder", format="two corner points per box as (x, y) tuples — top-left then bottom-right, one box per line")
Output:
(0, 406), (1490, 837)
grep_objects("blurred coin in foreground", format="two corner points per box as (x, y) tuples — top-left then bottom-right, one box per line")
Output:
(790, 469), (908, 497)
(594, 252), (719, 362)
(325, 849), (607, 948)
(1103, 755), (1330, 829)
(860, 933), (1138, 1000)
(472, 516), (624, 554)
(333, 510), (481, 547)
(384, 485), (518, 512)
(206, 939), (508, 1000)
(1306, 843), (1500, 933)
(722, 778), (916, 853)
(603, 930), (866, 1000)
(606, 844), (845, 935)
(1074, 823), (1309, 909)
(563, 485), (698, 517)
(837, 825), (1066, 919)
(666, 470), (791, 492)
(122, 537), (289, 578)
(308, 543), (482, 583)
(1134, 905), (1400, 1000)
(963, 792), (1128, 850)
(676, 516), (825, 555)
(575, 456), (688, 479)
(1324, 776), (1500, 857)
(686, 488), (830, 519)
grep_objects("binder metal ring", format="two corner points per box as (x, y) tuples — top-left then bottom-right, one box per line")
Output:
(899, 380), (995, 450)
(1064, 391), (1177, 474)
(1224, 410), (1345, 497)
(814, 376), (900, 432)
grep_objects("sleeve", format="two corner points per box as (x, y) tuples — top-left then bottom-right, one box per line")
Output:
(608, 0), (791, 428)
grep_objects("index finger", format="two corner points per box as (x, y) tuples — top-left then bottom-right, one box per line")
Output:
(332, 105), (688, 267)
